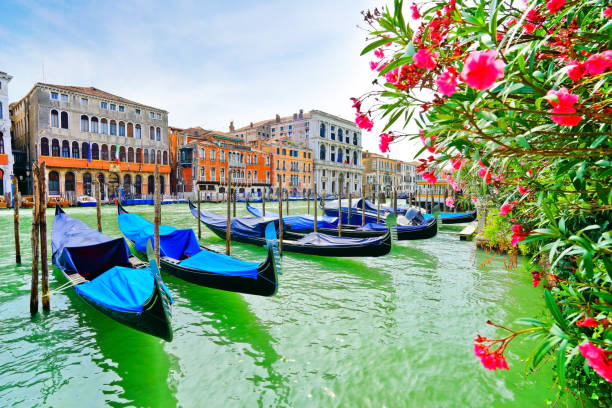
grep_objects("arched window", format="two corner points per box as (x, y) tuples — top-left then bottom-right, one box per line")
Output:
(127, 123), (133, 138)
(97, 173), (105, 199)
(136, 148), (142, 163)
(353, 151), (358, 166)
(109, 120), (117, 136)
(48, 171), (60, 194)
(128, 147), (134, 162)
(41, 138), (49, 156)
(149, 126), (155, 140)
(72, 141), (79, 158)
(60, 111), (69, 129)
(51, 139), (60, 157)
(119, 146), (126, 162)
(337, 149), (343, 163)
(91, 117), (99, 133)
(319, 144), (326, 161)
(110, 145), (116, 161)
(159, 176), (165, 195)
(135, 175), (142, 195)
(163, 151), (168, 165)
(147, 175), (155, 194)
(353, 133), (358, 146)
(118, 121), (126, 137)
(61, 140), (70, 157)
(156, 150), (161, 164)
(65, 172), (75, 192)
(123, 174), (131, 190)
(100, 118), (108, 134)
(282, 148), (286, 155)
(320, 123), (326, 137)
(101, 144), (109, 161)
(143, 149), (149, 163)
(80, 115), (89, 132)
(83, 173), (92, 196)
(81, 142), (88, 159)
(91, 143), (99, 160)
(155, 127), (161, 141)
(135, 124), (141, 139)
(50, 110), (59, 127)
(150, 149), (155, 164)
(338, 128), (343, 140)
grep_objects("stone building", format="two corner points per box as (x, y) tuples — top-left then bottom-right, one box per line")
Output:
(362, 151), (401, 198)
(0, 71), (13, 199)
(171, 127), (273, 199)
(10, 83), (170, 200)
(232, 109), (363, 196)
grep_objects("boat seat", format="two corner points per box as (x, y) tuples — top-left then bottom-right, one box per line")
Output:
(128, 256), (147, 269)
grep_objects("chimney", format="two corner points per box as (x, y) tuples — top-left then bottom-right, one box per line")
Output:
(293, 113), (297, 120)
(229, 121), (235, 132)
(275, 114), (280, 123)
(298, 109), (303, 119)
(250, 122), (253, 128)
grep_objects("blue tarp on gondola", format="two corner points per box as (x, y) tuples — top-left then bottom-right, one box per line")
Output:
(118, 212), (200, 259)
(179, 250), (258, 279)
(74, 266), (154, 313)
(197, 209), (278, 239)
(295, 232), (385, 246)
(246, 204), (339, 229)
(52, 211), (131, 277)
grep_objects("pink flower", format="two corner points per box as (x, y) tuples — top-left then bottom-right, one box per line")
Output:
(523, 22), (536, 34)
(546, 87), (582, 126)
(436, 67), (458, 96)
(420, 134), (438, 153)
(374, 48), (385, 59)
(576, 317), (600, 328)
(579, 342), (612, 383)
(531, 271), (544, 287)
(355, 112), (374, 131)
(446, 175), (461, 191)
(518, 185), (529, 195)
(471, 196), (478, 204)
(369, 61), (379, 71)
(350, 97), (361, 111)
(414, 49), (439, 70)
(410, 3), (421, 19)
(445, 196), (455, 208)
(379, 133), (393, 153)
(459, 50), (505, 90)
(474, 337), (509, 371)
(510, 224), (529, 246)
(478, 167), (492, 184)
(566, 60), (586, 81)
(450, 157), (465, 170)
(423, 171), (437, 184)
(585, 53), (611, 75)
(604, 7), (612, 18)
(546, 0), (565, 13)
(499, 203), (514, 216)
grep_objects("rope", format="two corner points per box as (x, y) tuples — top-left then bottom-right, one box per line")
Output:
(42, 276), (86, 298)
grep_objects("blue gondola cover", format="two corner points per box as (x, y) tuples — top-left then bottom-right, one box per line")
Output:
(295, 232), (385, 246)
(52, 211), (131, 277)
(74, 266), (155, 313)
(119, 212), (201, 259)
(197, 209), (280, 239)
(246, 204), (338, 229)
(178, 251), (258, 279)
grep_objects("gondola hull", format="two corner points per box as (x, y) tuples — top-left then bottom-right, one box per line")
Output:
(438, 210), (477, 224)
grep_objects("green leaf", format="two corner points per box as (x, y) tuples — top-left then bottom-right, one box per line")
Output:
(515, 136), (531, 149)
(360, 37), (395, 56)
(557, 340), (568, 386)
(544, 290), (567, 331)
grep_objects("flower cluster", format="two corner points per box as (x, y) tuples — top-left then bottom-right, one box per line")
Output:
(546, 87), (582, 126)
(510, 224), (530, 246)
(579, 342), (612, 383)
(473, 335), (509, 371)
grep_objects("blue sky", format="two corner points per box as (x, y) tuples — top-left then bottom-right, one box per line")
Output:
(0, 0), (421, 158)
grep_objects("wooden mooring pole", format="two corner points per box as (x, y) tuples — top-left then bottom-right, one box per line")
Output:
(262, 187), (266, 217)
(313, 184), (318, 233)
(377, 189), (381, 224)
(347, 193), (352, 226)
(285, 191), (289, 215)
(154, 165), (161, 266)
(39, 162), (49, 312)
(307, 191), (310, 214)
(95, 179), (102, 232)
(361, 191), (365, 226)
(226, 169), (231, 256)
(30, 163), (40, 315)
(197, 187), (201, 239)
(14, 190), (21, 264)
(277, 187), (283, 256)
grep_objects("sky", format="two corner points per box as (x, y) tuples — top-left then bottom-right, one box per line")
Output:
(1, 0), (422, 159)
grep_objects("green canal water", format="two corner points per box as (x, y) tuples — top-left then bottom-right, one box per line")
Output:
(0, 203), (559, 407)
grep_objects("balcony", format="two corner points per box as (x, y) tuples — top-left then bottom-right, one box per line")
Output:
(228, 160), (245, 168)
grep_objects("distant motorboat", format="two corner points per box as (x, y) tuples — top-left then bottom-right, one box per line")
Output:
(77, 195), (97, 207)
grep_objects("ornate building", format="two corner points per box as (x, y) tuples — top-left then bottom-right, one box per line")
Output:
(10, 83), (170, 200)
(0, 71), (13, 198)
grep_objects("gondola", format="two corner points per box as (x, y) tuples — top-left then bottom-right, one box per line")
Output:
(434, 210), (477, 224)
(117, 204), (280, 297)
(189, 200), (393, 257)
(51, 205), (173, 341)
(246, 202), (388, 239)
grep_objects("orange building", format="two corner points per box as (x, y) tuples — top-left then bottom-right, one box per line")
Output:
(171, 127), (272, 199)
(251, 139), (313, 197)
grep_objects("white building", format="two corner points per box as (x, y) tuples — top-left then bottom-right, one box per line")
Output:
(0, 71), (13, 199)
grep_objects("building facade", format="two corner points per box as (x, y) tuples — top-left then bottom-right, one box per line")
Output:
(362, 151), (400, 198)
(10, 83), (170, 200)
(172, 127), (273, 199)
(251, 139), (313, 197)
(233, 109), (363, 196)
(0, 71), (13, 198)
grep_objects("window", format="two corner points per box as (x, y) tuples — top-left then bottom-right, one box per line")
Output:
(282, 148), (286, 155)
(151, 149), (156, 164)
(199, 148), (205, 160)
(101, 144), (109, 161)
(100, 118), (108, 134)
(289, 125), (292, 130)
(136, 148), (142, 163)
(110, 145), (116, 161)
(211, 150), (216, 161)
(220, 151), (225, 162)
(80, 98), (88, 106)
(48, 171), (60, 194)
(319, 144), (326, 161)
(143, 149), (149, 163)
(135, 124), (141, 139)
(110, 104), (116, 111)
(135, 109), (141, 115)
(150, 112), (155, 119)
(41, 138), (49, 156)
(353, 151), (358, 166)
(119, 146), (126, 162)
(280, 126), (284, 131)
(60, 94), (68, 102)
(110, 120), (117, 136)
(119, 121), (126, 136)
(156, 113), (161, 120)
(65, 172), (75, 192)
(72, 141), (79, 158)
(61, 111), (69, 129)
(320, 123), (326, 137)
(83, 173), (92, 196)
(51, 139), (60, 157)
(276, 160), (279, 170)
(51, 92), (58, 100)
(91, 117), (99, 133)
(91, 143), (99, 160)
(127, 123), (133, 138)
(155, 127), (161, 141)
(50, 110), (59, 127)
(81, 142), (88, 160)
(80, 115), (89, 132)
(119, 106), (125, 112)
(101, 102), (107, 109)
(220, 168), (225, 179)
(163, 151), (168, 165)
(353, 133), (358, 146)
(200, 166), (206, 180)
(149, 126), (155, 140)
(338, 129), (343, 140)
